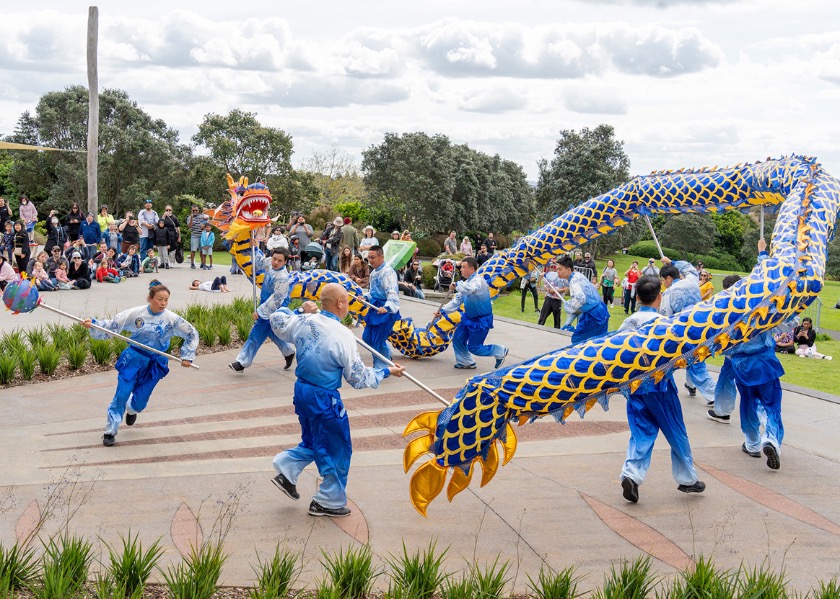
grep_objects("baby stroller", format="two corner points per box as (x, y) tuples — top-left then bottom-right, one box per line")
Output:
(435, 258), (456, 291)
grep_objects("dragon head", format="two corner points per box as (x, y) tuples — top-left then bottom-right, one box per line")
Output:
(216, 174), (273, 239)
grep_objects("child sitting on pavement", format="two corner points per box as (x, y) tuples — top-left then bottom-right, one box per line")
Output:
(141, 248), (159, 273)
(96, 259), (122, 283)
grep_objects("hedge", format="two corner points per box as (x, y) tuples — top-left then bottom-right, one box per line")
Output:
(628, 241), (743, 271)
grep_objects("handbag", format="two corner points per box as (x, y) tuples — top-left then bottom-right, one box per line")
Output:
(14, 247), (23, 257)
(175, 246), (184, 264)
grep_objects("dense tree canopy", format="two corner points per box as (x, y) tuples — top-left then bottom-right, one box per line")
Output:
(5, 86), (188, 217)
(535, 124), (630, 220)
(361, 132), (534, 235)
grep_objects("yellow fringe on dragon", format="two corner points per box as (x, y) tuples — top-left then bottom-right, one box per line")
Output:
(401, 155), (840, 516)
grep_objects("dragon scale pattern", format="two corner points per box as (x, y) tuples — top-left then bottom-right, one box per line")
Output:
(400, 156), (840, 516)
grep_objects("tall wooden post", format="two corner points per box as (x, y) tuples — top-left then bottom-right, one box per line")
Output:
(86, 6), (99, 215)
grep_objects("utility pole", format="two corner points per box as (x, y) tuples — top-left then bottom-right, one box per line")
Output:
(86, 6), (99, 215)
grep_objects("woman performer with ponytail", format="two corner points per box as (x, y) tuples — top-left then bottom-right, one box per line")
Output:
(83, 281), (199, 447)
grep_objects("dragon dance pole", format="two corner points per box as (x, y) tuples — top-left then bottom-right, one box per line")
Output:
(760, 205), (765, 240)
(354, 336), (450, 407)
(250, 231), (258, 311)
(644, 215), (666, 259)
(38, 301), (200, 370)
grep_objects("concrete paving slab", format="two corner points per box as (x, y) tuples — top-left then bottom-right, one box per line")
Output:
(1, 265), (840, 593)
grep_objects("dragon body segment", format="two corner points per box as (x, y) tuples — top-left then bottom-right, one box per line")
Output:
(401, 156), (840, 516)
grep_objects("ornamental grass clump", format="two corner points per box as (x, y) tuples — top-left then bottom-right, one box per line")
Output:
(527, 565), (583, 599)
(469, 556), (511, 599)
(195, 321), (217, 347)
(66, 341), (89, 370)
(25, 327), (48, 350)
(320, 544), (378, 599)
(90, 339), (113, 365)
(0, 355), (16, 385)
(439, 575), (476, 599)
(248, 545), (301, 599)
(662, 555), (734, 599)
(216, 317), (233, 346)
(0, 542), (39, 593)
(594, 556), (658, 599)
(35, 344), (61, 376)
(386, 541), (449, 599)
(17, 351), (37, 380)
(736, 563), (788, 599)
(161, 542), (227, 599)
(100, 531), (163, 599)
(34, 533), (93, 599)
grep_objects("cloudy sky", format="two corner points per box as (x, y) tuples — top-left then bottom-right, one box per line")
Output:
(1, 0), (839, 181)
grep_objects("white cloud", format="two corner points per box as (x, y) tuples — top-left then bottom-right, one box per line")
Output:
(459, 88), (527, 113)
(564, 87), (628, 115)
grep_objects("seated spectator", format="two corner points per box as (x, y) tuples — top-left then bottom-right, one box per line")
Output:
(117, 245), (140, 277)
(31, 260), (57, 291)
(793, 317), (832, 360)
(190, 277), (231, 293)
(141, 249), (159, 273)
(26, 250), (50, 277)
(53, 260), (74, 290)
(96, 259), (122, 283)
(67, 252), (91, 289)
(348, 254), (369, 288)
(398, 262), (425, 300)
(774, 330), (795, 354)
(0, 254), (17, 290)
(404, 260), (423, 289)
(46, 246), (63, 281)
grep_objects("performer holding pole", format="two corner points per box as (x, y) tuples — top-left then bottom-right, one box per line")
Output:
(554, 255), (610, 343)
(268, 283), (405, 518)
(229, 245), (295, 373)
(82, 281), (199, 446)
(434, 256), (509, 370)
(363, 245), (401, 370)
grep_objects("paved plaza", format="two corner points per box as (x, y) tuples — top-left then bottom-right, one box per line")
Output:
(1, 264), (839, 593)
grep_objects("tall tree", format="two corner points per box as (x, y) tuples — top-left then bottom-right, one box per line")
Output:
(362, 132), (534, 235)
(301, 145), (367, 206)
(536, 124), (630, 219)
(659, 213), (717, 259)
(5, 86), (189, 217)
(193, 109), (315, 213)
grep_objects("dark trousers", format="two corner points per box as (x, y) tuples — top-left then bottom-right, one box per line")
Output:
(538, 296), (563, 328)
(623, 288), (636, 313)
(521, 283), (538, 311)
(602, 285), (614, 305)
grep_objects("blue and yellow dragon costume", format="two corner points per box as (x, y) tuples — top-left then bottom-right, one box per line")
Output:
(222, 156), (839, 517)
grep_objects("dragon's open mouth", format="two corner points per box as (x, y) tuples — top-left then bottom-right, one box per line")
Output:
(235, 193), (271, 223)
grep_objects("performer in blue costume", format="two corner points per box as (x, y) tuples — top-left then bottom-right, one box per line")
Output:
(229, 246), (296, 373)
(363, 245), (400, 370)
(269, 283), (404, 517)
(84, 282), (198, 446)
(659, 257), (717, 402)
(555, 255), (609, 343)
(708, 240), (786, 469)
(618, 275), (705, 503)
(434, 256), (509, 370)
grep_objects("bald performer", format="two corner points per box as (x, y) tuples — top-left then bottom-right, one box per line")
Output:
(269, 283), (404, 518)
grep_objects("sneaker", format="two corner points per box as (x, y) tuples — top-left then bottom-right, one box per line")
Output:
(621, 477), (638, 503)
(684, 383), (697, 398)
(741, 443), (761, 458)
(454, 363), (477, 370)
(229, 361), (245, 372)
(825, 356), (833, 361)
(677, 481), (706, 494)
(191, 263), (196, 269)
(102, 434), (115, 447)
(284, 353), (295, 371)
(308, 500), (351, 518)
(763, 444), (781, 470)
(125, 413), (137, 426)
(271, 473), (300, 500)
(706, 399), (715, 407)
(706, 409), (730, 424)
(494, 347), (510, 369)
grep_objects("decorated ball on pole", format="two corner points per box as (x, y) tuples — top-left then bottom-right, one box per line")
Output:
(2, 277), (41, 314)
